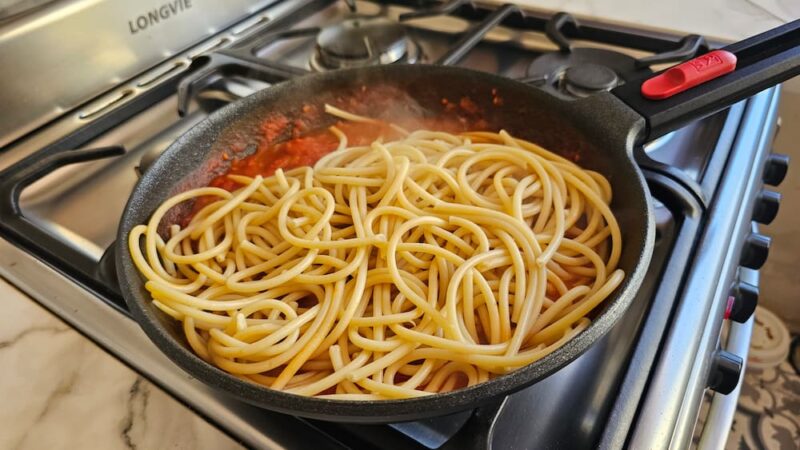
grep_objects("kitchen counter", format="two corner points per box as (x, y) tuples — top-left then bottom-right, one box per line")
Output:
(0, 1), (793, 449)
(0, 277), (243, 450)
(510, 0), (791, 41)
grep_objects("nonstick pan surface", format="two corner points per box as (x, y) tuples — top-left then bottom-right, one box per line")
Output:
(118, 65), (653, 422)
(117, 18), (800, 422)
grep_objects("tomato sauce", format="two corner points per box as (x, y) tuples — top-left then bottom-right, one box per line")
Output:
(185, 88), (492, 223)
(208, 121), (398, 191)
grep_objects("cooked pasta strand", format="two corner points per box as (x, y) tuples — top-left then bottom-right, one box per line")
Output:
(129, 119), (624, 399)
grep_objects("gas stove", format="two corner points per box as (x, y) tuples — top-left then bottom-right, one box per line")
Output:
(0, 1), (790, 449)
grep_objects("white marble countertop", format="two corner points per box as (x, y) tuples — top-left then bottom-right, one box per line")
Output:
(0, 277), (243, 450)
(506, 0), (793, 41)
(0, 1), (795, 449)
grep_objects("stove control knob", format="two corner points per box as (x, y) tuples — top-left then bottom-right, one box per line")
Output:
(708, 350), (743, 394)
(752, 190), (781, 224)
(740, 233), (771, 270)
(763, 153), (789, 186)
(726, 280), (759, 323)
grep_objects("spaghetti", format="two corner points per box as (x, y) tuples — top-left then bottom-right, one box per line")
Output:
(129, 110), (624, 399)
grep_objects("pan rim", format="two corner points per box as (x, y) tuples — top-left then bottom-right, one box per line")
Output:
(116, 64), (655, 423)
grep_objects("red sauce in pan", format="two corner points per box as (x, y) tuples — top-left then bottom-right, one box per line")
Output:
(208, 121), (398, 191)
(207, 104), (486, 193)
(185, 90), (492, 222)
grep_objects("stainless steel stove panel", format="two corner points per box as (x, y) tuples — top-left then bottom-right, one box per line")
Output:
(4, 0), (733, 271)
(252, 1), (658, 79)
(629, 86), (780, 450)
(254, 1), (532, 78)
(643, 113), (730, 182)
(21, 94), (207, 257)
(0, 0), (281, 148)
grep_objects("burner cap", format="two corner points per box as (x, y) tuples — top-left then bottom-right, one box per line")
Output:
(311, 17), (418, 71)
(526, 48), (647, 99)
(564, 63), (619, 96)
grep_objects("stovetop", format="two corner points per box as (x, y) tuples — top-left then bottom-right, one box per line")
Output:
(0, 0), (731, 266)
(0, 1), (782, 449)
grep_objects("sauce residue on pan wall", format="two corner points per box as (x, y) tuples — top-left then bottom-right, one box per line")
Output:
(208, 121), (397, 191)
(208, 86), (491, 191)
(184, 85), (494, 222)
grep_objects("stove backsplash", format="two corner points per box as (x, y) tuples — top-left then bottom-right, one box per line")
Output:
(0, 0), (277, 149)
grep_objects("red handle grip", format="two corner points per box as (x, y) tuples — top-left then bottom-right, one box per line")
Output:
(641, 50), (738, 100)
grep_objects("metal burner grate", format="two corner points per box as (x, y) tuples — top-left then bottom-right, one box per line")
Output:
(526, 12), (708, 98)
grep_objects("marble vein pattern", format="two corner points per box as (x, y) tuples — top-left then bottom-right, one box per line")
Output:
(0, 278), (244, 450)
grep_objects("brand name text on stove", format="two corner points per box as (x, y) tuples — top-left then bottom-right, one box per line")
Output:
(128, 0), (193, 34)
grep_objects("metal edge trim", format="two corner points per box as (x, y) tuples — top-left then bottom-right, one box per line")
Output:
(627, 86), (779, 449)
(696, 266), (758, 450)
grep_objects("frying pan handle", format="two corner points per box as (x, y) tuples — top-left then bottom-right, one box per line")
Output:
(612, 19), (800, 143)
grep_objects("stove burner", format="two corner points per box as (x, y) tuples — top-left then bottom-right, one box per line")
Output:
(526, 48), (644, 98)
(564, 63), (619, 97)
(310, 17), (419, 71)
(526, 12), (705, 99)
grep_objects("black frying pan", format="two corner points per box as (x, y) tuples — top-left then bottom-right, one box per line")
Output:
(117, 20), (800, 422)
